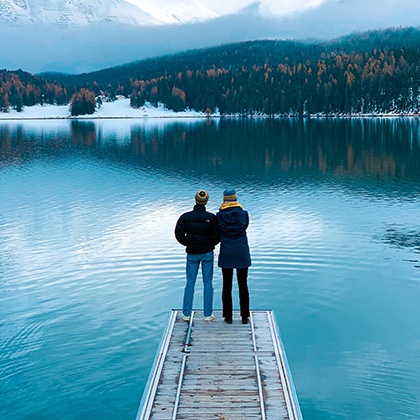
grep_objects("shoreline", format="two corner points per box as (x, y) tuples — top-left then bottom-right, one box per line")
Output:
(0, 99), (419, 121)
(0, 115), (217, 121)
(1, 114), (419, 121)
(0, 99), (210, 121)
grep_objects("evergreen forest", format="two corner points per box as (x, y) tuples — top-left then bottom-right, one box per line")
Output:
(1, 27), (420, 116)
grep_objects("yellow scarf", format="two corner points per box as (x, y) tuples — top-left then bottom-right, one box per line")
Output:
(219, 201), (243, 210)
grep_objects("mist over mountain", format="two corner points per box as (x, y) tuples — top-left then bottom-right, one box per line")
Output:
(4, 27), (420, 118)
(0, 0), (419, 74)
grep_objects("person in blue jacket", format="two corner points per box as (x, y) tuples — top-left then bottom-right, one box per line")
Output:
(216, 188), (251, 324)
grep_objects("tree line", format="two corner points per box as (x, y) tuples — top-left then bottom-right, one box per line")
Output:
(1, 27), (420, 116)
(0, 69), (69, 112)
(0, 70), (97, 115)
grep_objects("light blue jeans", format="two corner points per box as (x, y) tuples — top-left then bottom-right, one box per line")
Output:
(182, 251), (214, 317)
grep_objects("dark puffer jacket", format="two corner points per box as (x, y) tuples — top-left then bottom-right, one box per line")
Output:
(175, 205), (220, 254)
(216, 206), (251, 269)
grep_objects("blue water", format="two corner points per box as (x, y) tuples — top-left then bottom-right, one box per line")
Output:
(1, 118), (420, 419)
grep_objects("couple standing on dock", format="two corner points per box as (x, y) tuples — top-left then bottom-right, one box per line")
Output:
(175, 189), (251, 324)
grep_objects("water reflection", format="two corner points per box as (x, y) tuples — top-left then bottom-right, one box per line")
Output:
(71, 120), (97, 146)
(125, 118), (420, 185)
(1, 117), (420, 419)
(1, 119), (420, 188)
(383, 226), (420, 267)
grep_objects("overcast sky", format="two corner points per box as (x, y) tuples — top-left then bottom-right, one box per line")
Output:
(206, 0), (326, 16)
(128, 0), (420, 22)
(126, 0), (327, 18)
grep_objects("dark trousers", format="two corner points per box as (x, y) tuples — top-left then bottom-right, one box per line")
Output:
(222, 267), (250, 320)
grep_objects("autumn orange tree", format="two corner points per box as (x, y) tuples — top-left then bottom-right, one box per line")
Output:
(70, 89), (96, 116)
(0, 89), (10, 112)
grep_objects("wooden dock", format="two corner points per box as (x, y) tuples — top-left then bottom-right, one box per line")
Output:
(136, 310), (302, 419)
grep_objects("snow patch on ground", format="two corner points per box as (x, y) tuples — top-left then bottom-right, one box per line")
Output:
(0, 99), (211, 120)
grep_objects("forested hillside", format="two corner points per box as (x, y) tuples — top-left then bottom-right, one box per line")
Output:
(2, 27), (420, 116)
(0, 70), (69, 112)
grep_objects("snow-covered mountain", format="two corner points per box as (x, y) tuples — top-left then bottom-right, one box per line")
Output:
(2, 0), (420, 29)
(0, 0), (219, 27)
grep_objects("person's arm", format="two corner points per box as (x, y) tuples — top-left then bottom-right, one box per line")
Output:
(175, 216), (188, 246)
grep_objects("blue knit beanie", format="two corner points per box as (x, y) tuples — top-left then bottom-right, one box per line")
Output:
(223, 188), (237, 202)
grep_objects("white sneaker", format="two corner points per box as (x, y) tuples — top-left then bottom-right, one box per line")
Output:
(204, 315), (215, 322)
(182, 315), (190, 322)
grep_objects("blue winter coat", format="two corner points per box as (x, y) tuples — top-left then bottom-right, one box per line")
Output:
(216, 206), (251, 269)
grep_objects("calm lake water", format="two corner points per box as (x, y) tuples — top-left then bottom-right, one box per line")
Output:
(1, 117), (420, 419)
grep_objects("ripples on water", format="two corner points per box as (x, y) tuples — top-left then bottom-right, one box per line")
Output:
(1, 118), (420, 419)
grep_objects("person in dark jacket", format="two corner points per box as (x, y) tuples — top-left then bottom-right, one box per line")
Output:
(175, 190), (220, 322)
(216, 188), (251, 324)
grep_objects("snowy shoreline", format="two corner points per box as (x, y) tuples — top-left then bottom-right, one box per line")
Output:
(0, 99), (211, 121)
(0, 98), (419, 120)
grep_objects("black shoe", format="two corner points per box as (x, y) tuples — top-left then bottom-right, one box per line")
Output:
(224, 318), (232, 324)
(242, 317), (249, 324)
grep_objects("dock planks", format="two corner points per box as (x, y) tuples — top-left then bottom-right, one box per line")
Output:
(137, 310), (302, 420)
